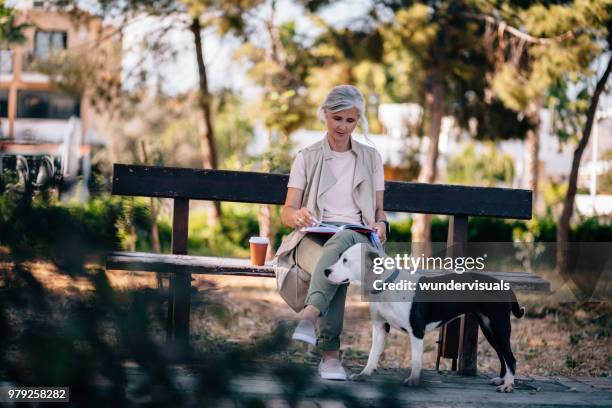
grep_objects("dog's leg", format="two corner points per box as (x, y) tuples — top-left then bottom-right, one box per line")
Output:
(404, 333), (424, 386)
(490, 316), (516, 393)
(350, 321), (388, 381)
(477, 313), (505, 386)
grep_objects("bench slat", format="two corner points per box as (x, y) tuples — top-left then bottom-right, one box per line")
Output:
(106, 251), (550, 292)
(112, 164), (532, 219)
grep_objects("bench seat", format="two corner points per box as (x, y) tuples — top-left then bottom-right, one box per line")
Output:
(106, 251), (550, 292)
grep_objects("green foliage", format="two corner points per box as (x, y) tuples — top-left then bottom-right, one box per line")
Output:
(104, 91), (177, 169)
(180, 0), (264, 35)
(213, 89), (254, 169)
(542, 179), (568, 216)
(487, 0), (608, 120)
(446, 142), (515, 187)
(573, 217), (612, 242)
(397, 145), (422, 181)
(0, 197), (402, 406)
(32, 48), (121, 109)
(388, 217), (413, 242)
(0, 194), (128, 264)
(306, 18), (388, 132)
(102, 89), (254, 172)
(381, 213), (612, 244)
(0, 2), (28, 45)
(466, 217), (517, 242)
(548, 79), (591, 144)
(0, 193), (291, 259)
(246, 141), (295, 174)
(184, 205), (259, 257)
(513, 214), (612, 243)
(513, 216), (557, 243)
(237, 20), (315, 142)
(1, 191), (610, 261)
(236, 18), (316, 175)
(0, 229), (300, 405)
(390, 214), (612, 244)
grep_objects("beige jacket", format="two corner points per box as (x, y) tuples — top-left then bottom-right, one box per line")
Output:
(272, 135), (381, 312)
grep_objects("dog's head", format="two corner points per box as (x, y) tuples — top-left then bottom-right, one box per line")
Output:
(324, 243), (382, 286)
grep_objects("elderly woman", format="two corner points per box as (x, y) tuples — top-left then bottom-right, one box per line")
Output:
(273, 85), (389, 381)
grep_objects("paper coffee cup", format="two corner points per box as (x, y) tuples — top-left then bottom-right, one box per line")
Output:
(249, 237), (269, 266)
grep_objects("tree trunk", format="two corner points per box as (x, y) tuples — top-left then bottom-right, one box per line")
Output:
(412, 65), (445, 247)
(524, 99), (542, 213)
(190, 17), (221, 224)
(556, 56), (612, 277)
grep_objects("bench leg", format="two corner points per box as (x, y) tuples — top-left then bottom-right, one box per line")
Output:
(166, 197), (191, 360)
(436, 317), (460, 371)
(167, 274), (191, 360)
(436, 314), (478, 375)
(458, 313), (478, 376)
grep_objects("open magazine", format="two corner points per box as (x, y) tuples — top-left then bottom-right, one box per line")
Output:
(300, 221), (384, 250)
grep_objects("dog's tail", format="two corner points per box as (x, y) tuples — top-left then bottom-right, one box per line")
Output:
(510, 290), (525, 318)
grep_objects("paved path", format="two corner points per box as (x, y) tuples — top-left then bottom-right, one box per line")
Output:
(125, 364), (612, 407)
(230, 368), (612, 407)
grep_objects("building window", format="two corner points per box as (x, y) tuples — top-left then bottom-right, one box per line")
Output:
(17, 91), (80, 119)
(0, 90), (8, 117)
(34, 30), (68, 60)
(0, 49), (13, 74)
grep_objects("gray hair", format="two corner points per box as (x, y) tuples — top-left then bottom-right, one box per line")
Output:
(317, 85), (370, 138)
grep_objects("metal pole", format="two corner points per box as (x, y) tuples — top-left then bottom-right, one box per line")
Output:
(590, 113), (599, 214)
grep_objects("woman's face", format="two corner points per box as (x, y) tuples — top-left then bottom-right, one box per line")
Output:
(325, 107), (360, 145)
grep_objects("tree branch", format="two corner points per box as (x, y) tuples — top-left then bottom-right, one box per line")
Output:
(462, 12), (580, 45)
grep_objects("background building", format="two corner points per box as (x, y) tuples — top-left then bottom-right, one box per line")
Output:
(0, 1), (121, 198)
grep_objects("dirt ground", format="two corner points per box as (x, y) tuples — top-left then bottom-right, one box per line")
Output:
(188, 275), (611, 378)
(13, 260), (610, 380)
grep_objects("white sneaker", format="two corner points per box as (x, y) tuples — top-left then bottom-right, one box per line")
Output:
(318, 358), (348, 381)
(292, 319), (317, 345)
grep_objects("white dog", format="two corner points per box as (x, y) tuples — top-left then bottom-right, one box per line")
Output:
(324, 243), (524, 392)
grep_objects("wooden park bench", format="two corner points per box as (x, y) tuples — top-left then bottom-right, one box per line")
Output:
(106, 163), (550, 373)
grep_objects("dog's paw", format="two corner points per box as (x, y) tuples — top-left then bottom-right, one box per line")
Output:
(496, 383), (514, 393)
(489, 377), (504, 386)
(403, 376), (420, 386)
(350, 370), (373, 381)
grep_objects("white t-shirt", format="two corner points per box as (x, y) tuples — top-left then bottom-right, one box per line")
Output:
(287, 147), (385, 224)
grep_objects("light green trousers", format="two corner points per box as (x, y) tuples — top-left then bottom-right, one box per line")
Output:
(295, 225), (373, 351)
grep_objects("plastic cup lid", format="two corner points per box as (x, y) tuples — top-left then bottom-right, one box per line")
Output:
(249, 237), (270, 244)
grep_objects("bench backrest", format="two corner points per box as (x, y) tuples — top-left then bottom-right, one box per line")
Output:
(112, 164), (532, 219)
(112, 163), (531, 257)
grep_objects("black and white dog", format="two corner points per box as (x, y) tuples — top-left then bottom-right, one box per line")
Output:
(324, 244), (525, 392)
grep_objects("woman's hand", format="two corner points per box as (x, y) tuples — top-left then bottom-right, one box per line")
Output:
(371, 222), (387, 243)
(294, 207), (317, 229)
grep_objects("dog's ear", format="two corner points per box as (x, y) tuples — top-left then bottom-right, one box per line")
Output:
(364, 245), (384, 276)
(362, 245), (383, 290)
(364, 247), (379, 270)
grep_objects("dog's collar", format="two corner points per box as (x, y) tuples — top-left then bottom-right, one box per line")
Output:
(369, 267), (400, 294)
